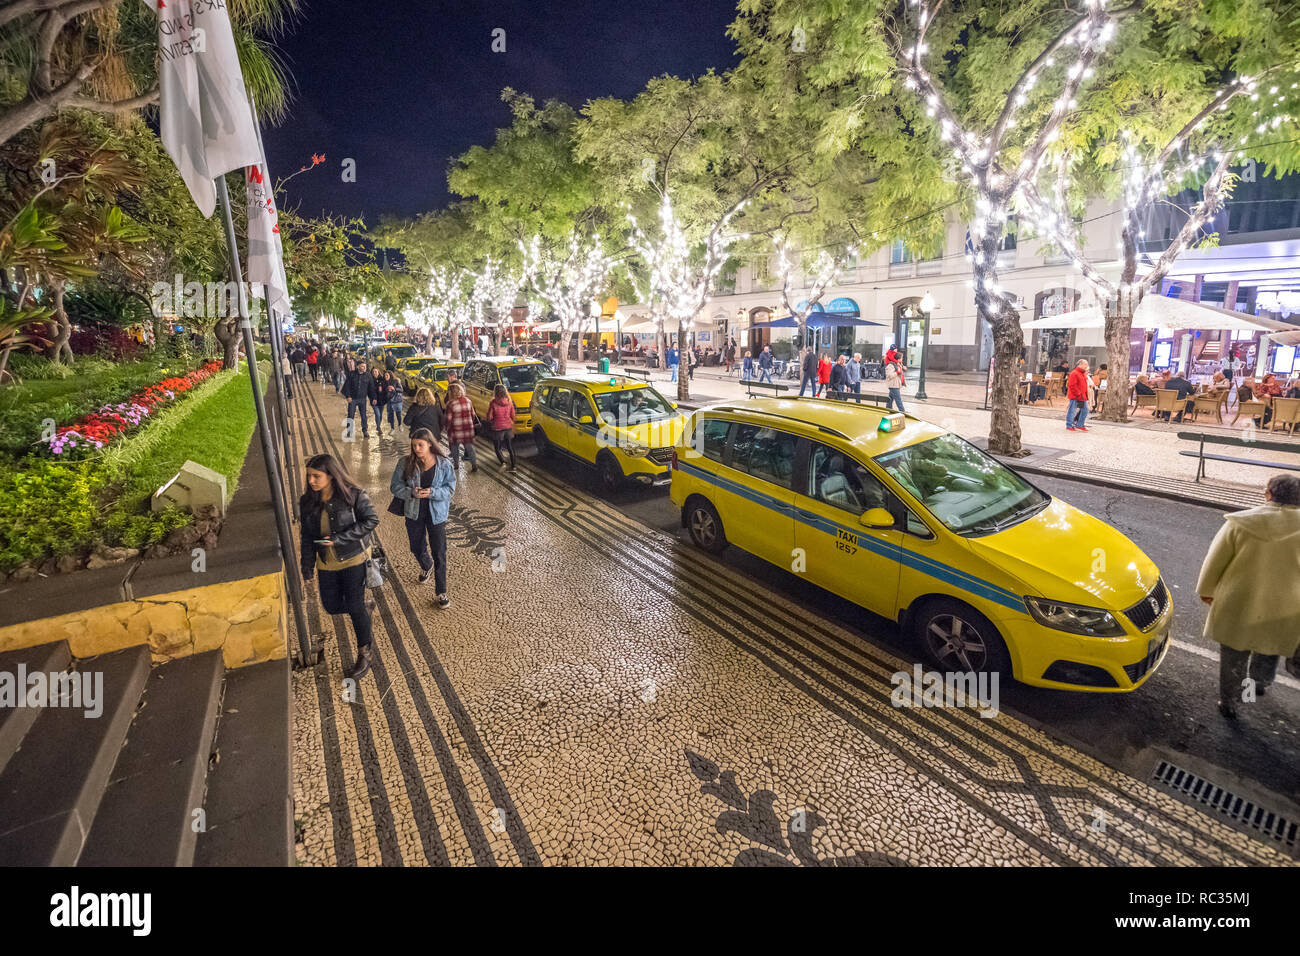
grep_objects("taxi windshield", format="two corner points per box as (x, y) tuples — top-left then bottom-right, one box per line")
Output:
(874, 433), (1049, 536)
(499, 363), (551, 391)
(593, 387), (675, 425)
(428, 365), (462, 382)
(385, 345), (417, 359)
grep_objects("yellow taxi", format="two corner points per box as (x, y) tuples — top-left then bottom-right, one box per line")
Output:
(670, 397), (1172, 692)
(409, 360), (465, 399)
(531, 374), (686, 491)
(462, 356), (552, 435)
(394, 355), (441, 394)
(371, 342), (418, 370)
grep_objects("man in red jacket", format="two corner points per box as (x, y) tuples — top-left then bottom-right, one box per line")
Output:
(1066, 359), (1091, 431)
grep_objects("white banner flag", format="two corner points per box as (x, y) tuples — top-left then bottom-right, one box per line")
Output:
(246, 159), (292, 317)
(151, 0), (262, 217)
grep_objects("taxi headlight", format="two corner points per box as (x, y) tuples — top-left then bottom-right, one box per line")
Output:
(1024, 597), (1125, 637)
(622, 441), (649, 457)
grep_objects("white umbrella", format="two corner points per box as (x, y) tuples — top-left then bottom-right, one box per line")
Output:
(1268, 328), (1300, 346)
(620, 316), (660, 334)
(1021, 295), (1295, 332)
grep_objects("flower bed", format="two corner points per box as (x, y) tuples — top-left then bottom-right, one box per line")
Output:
(46, 360), (224, 458)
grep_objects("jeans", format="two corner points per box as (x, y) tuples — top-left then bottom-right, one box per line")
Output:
(1219, 646), (1279, 705)
(449, 439), (477, 468)
(282, 373), (294, 399)
(316, 563), (372, 649)
(759, 368), (772, 383)
(1066, 399), (1089, 428)
(334, 371), (344, 392)
(405, 510), (448, 594)
(851, 382), (861, 403)
(799, 373), (817, 397)
(371, 404), (385, 432)
(308, 363), (319, 382)
(386, 402), (402, 428)
(669, 363), (678, 382)
(346, 399), (369, 434)
(492, 428), (516, 466)
(294, 362), (307, 381)
(887, 387), (905, 412)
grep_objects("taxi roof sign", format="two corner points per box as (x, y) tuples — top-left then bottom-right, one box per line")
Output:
(878, 412), (906, 433)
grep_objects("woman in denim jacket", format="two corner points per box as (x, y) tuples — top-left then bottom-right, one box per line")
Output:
(389, 428), (457, 608)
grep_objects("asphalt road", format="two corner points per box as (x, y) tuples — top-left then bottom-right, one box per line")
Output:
(522, 446), (1300, 811)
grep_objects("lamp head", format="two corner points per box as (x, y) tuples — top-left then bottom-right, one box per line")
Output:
(920, 292), (936, 313)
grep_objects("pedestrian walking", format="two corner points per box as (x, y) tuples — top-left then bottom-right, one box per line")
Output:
(799, 346), (818, 397)
(687, 345), (699, 380)
(299, 454), (379, 680)
(405, 386), (444, 438)
(742, 350), (755, 381)
(847, 352), (862, 402)
(758, 346), (774, 383)
(486, 384), (517, 468)
(668, 345), (680, 383)
(1066, 359), (1091, 431)
(342, 359), (376, 438)
(884, 356), (906, 412)
(817, 352), (832, 397)
(372, 370), (396, 436)
(280, 351), (294, 399)
(829, 354), (849, 400)
(384, 370), (404, 431)
(389, 428), (456, 609)
(291, 343), (308, 381)
(444, 382), (479, 472)
(1196, 474), (1300, 718)
(724, 341), (736, 373)
(306, 345), (319, 382)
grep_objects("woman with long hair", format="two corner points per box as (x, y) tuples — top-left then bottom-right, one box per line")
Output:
(404, 386), (444, 438)
(299, 454), (380, 679)
(390, 427), (457, 609)
(486, 383), (517, 469)
(443, 381), (479, 472)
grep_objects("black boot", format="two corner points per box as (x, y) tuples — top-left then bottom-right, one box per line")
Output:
(346, 645), (373, 680)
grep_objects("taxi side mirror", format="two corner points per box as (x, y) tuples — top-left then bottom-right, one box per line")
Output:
(860, 507), (894, 529)
(671, 402), (678, 409)
(578, 415), (594, 425)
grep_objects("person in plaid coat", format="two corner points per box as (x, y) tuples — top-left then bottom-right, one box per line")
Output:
(444, 382), (479, 472)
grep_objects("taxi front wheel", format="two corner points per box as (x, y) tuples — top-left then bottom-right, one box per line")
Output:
(533, 427), (551, 458)
(913, 598), (1010, 679)
(685, 498), (728, 554)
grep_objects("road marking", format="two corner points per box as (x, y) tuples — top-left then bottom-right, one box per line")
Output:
(1171, 639), (1300, 691)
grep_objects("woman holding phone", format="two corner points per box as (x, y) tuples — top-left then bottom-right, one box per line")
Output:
(390, 427), (457, 608)
(299, 454), (380, 679)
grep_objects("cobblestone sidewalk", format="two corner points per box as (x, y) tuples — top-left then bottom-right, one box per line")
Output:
(286, 379), (1293, 866)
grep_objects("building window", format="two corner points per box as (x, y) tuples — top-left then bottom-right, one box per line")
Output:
(890, 241), (913, 265)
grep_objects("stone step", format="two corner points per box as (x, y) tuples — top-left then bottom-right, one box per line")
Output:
(194, 657), (293, 866)
(78, 650), (225, 867)
(0, 645), (151, 865)
(0, 640), (72, 777)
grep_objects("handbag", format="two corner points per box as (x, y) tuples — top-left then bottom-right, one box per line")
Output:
(364, 537), (388, 589)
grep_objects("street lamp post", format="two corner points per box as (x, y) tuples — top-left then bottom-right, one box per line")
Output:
(915, 291), (935, 401)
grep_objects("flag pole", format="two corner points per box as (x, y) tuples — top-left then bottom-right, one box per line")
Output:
(215, 173), (315, 667)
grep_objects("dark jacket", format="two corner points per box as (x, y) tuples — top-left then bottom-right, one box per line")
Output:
(374, 376), (396, 406)
(1166, 376), (1196, 400)
(802, 350), (818, 378)
(758, 350), (773, 369)
(404, 402), (443, 436)
(385, 352), (398, 372)
(343, 368), (376, 403)
(298, 488), (378, 578)
(829, 363), (849, 392)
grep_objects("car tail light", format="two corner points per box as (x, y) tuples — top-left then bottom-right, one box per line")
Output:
(671, 449), (678, 470)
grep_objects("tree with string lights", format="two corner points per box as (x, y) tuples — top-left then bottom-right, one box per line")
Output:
(472, 255), (523, 355)
(1017, 77), (1299, 421)
(519, 233), (612, 374)
(627, 192), (748, 402)
(895, 0), (1130, 454)
(773, 237), (858, 356)
(424, 265), (473, 359)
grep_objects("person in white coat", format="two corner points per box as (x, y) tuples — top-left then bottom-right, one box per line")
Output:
(1196, 474), (1300, 718)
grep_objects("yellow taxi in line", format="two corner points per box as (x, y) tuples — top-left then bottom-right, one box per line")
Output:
(394, 355), (442, 394)
(462, 356), (552, 435)
(670, 397), (1172, 692)
(410, 360), (465, 399)
(531, 374), (686, 491)
(371, 342), (418, 369)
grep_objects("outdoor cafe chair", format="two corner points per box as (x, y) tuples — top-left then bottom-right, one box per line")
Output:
(1232, 394), (1269, 426)
(1271, 396), (1300, 435)
(1189, 390), (1228, 425)
(1153, 388), (1180, 420)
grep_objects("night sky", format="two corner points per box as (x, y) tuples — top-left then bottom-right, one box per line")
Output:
(261, 0), (740, 225)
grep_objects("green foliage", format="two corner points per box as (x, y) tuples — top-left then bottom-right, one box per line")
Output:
(0, 459), (104, 571)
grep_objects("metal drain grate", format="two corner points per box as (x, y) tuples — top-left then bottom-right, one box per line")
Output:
(1151, 760), (1298, 849)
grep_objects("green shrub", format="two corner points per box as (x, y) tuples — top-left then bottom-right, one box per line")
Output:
(0, 460), (104, 572)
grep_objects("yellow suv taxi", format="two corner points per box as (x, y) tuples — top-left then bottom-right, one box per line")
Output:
(394, 355), (441, 395)
(462, 356), (552, 435)
(670, 397), (1172, 692)
(411, 360), (465, 399)
(531, 374), (686, 491)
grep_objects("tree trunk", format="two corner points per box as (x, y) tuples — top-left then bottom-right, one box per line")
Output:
(1099, 296), (1135, 422)
(213, 317), (240, 370)
(676, 320), (690, 402)
(0, 346), (14, 385)
(49, 280), (72, 364)
(557, 331), (571, 374)
(450, 329), (461, 361)
(976, 245), (1025, 456)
